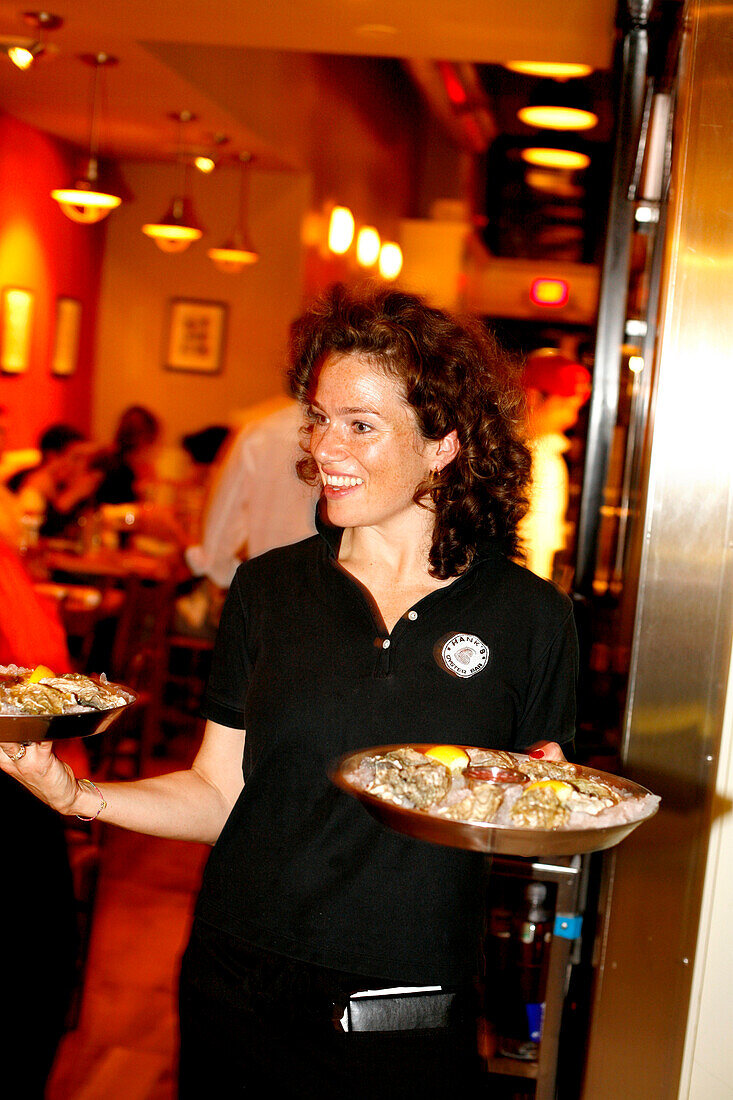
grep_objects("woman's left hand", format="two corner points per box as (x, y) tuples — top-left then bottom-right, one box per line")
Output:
(526, 739), (567, 762)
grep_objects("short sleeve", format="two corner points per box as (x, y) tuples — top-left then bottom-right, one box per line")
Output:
(200, 571), (252, 729)
(515, 609), (578, 751)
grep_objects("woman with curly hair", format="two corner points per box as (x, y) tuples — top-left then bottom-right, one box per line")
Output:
(1, 285), (577, 1098)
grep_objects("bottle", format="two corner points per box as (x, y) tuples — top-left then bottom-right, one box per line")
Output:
(494, 881), (552, 1062)
(516, 882), (552, 1053)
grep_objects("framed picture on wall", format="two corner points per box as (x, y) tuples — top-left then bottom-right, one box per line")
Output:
(1, 287), (34, 374)
(51, 296), (82, 376)
(165, 298), (227, 374)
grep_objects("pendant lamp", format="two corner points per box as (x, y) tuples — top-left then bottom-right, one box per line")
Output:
(51, 52), (122, 223)
(207, 153), (259, 274)
(4, 10), (62, 70)
(142, 111), (204, 253)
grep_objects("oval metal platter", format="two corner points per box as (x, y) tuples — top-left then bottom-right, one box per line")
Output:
(330, 743), (659, 858)
(0, 682), (137, 743)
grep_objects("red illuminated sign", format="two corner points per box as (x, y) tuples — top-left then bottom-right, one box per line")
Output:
(530, 277), (569, 307)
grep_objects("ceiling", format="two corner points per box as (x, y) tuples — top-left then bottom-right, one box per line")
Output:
(0, 0), (619, 166)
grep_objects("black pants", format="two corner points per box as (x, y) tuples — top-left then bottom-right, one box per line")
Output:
(178, 920), (487, 1099)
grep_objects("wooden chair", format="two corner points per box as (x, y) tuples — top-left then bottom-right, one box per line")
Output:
(160, 630), (214, 741)
(95, 575), (177, 778)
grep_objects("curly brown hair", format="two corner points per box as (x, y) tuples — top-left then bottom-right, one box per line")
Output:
(287, 283), (531, 578)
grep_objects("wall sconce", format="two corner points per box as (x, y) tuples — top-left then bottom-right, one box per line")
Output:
(51, 53), (122, 223)
(517, 79), (598, 132)
(378, 242), (403, 281)
(142, 111), (204, 252)
(208, 152), (259, 274)
(328, 206), (355, 254)
(2, 10), (62, 70)
(356, 226), (380, 267)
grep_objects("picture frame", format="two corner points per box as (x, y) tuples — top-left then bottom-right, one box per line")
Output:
(51, 296), (82, 377)
(1, 287), (34, 374)
(165, 298), (227, 374)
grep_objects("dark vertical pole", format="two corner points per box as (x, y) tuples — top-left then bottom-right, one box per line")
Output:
(574, 0), (653, 596)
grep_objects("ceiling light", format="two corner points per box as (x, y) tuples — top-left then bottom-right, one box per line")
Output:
(3, 11), (61, 69)
(517, 78), (598, 131)
(142, 111), (204, 252)
(522, 147), (590, 170)
(142, 197), (203, 252)
(356, 226), (380, 267)
(519, 105), (598, 130)
(208, 152), (259, 274)
(7, 44), (37, 69)
(51, 53), (122, 223)
(378, 242), (403, 280)
(506, 61), (592, 80)
(194, 133), (229, 174)
(328, 206), (355, 254)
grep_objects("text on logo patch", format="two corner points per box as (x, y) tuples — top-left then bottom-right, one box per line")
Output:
(440, 633), (489, 678)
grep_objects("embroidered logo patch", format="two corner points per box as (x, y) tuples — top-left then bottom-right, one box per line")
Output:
(440, 633), (489, 678)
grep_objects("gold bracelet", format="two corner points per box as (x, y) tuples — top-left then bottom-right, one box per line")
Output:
(75, 778), (107, 822)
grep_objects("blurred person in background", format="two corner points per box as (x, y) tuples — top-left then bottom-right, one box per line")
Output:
(95, 404), (161, 505)
(175, 401), (318, 638)
(9, 423), (103, 539)
(177, 424), (231, 540)
(518, 350), (592, 583)
(184, 400), (318, 591)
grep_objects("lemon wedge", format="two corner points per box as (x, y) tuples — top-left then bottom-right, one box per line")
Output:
(26, 664), (55, 683)
(525, 779), (573, 802)
(423, 745), (470, 771)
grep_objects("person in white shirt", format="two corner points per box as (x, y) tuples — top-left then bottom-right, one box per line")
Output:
(518, 350), (591, 583)
(184, 398), (318, 590)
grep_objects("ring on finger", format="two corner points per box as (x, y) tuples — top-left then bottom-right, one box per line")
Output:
(6, 743), (27, 762)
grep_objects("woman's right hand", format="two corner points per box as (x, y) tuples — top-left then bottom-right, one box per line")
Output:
(0, 740), (81, 815)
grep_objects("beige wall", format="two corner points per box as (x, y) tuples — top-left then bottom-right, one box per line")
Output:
(92, 159), (310, 455)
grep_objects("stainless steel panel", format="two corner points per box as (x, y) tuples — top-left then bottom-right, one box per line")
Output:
(574, 9), (650, 594)
(582, 1), (733, 1096)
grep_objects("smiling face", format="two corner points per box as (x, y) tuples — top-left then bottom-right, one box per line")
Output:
(307, 353), (447, 535)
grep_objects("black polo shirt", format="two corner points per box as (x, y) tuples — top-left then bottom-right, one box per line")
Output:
(197, 517), (577, 986)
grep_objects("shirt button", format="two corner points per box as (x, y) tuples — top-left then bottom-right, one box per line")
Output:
(382, 638), (391, 649)
(407, 610), (418, 621)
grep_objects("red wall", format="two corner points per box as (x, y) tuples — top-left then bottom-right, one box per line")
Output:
(0, 113), (105, 450)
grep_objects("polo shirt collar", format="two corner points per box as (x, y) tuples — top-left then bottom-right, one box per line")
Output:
(314, 505), (508, 571)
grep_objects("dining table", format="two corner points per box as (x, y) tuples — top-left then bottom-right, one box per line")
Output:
(38, 538), (187, 586)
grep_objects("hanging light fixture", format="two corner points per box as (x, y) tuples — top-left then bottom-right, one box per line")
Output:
(3, 10), (62, 70)
(517, 78), (598, 131)
(207, 152), (259, 274)
(142, 111), (204, 253)
(51, 52), (122, 223)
